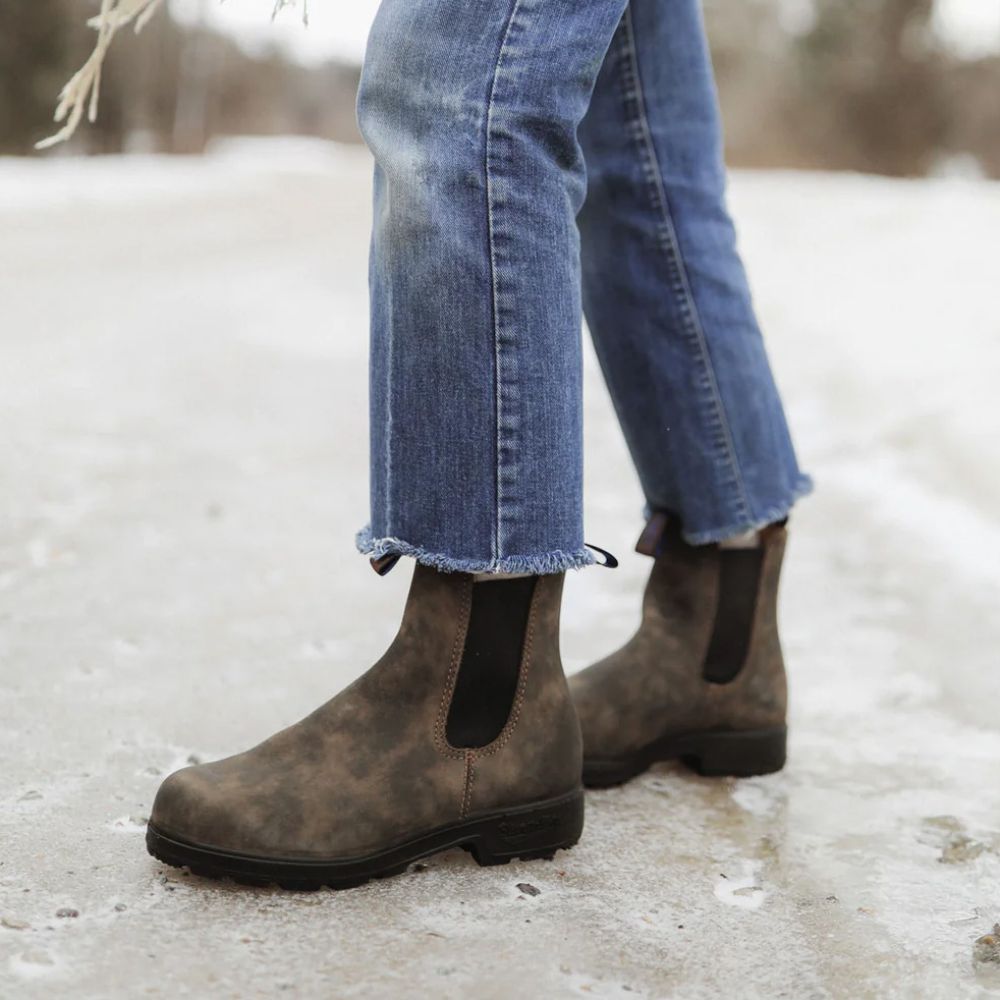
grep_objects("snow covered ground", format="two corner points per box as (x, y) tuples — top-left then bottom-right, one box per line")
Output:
(1, 139), (998, 998)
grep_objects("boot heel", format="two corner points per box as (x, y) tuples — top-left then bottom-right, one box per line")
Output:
(682, 727), (787, 778)
(467, 789), (584, 866)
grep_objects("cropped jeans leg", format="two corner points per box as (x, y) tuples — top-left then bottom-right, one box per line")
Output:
(355, 0), (811, 571)
(578, 0), (812, 543)
(355, 0), (629, 572)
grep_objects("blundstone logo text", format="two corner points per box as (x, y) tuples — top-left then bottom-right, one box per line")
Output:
(497, 816), (559, 842)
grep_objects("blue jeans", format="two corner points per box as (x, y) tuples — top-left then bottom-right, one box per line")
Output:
(355, 0), (812, 573)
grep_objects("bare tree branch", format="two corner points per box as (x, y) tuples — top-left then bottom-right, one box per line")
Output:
(37, 0), (310, 149)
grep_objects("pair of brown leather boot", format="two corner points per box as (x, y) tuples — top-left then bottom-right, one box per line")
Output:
(147, 516), (790, 890)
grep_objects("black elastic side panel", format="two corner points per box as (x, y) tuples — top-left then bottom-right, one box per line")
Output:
(702, 549), (765, 684)
(446, 577), (538, 749)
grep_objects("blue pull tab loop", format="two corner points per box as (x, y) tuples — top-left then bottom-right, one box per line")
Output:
(585, 543), (619, 569)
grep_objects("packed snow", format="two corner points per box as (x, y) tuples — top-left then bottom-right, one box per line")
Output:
(1, 139), (998, 998)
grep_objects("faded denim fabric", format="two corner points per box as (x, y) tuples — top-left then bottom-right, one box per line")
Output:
(355, 0), (812, 573)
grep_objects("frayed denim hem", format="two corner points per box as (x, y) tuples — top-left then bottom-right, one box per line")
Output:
(355, 526), (597, 574)
(643, 473), (816, 546)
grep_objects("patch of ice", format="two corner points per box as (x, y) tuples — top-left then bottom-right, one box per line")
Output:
(714, 863), (767, 910)
(730, 779), (785, 818)
(563, 971), (647, 997)
(8, 950), (62, 980)
(108, 815), (149, 835)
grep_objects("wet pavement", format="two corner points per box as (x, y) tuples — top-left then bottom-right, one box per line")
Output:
(1, 143), (998, 998)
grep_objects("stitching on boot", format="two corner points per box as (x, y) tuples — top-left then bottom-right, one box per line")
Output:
(445, 577), (537, 747)
(696, 552), (725, 719)
(704, 531), (785, 722)
(461, 751), (476, 819)
(739, 540), (771, 678)
(702, 548), (766, 685)
(434, 578), (474, 761)
(723, 532), (780, 700)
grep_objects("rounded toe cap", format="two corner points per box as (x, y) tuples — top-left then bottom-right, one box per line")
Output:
(149, 766), (226, 847)
(149, 759), (294, 858)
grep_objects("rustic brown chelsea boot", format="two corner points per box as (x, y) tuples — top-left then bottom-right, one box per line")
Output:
(146, 566), (584, 889)
(570, 514), (789, 787)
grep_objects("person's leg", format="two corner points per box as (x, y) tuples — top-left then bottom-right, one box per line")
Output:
(571, 0), (810, 783)
(146, 0), (635, 888)
(578, 0), (810, 542)
(356, 0), (632, 573)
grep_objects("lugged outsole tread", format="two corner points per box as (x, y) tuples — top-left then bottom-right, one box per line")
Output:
(148, 840), (574, 891)
(583, 726), (788, 788)
(145, 788), (583, 892)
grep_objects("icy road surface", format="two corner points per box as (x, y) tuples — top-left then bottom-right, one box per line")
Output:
(1, 140), (998, 998)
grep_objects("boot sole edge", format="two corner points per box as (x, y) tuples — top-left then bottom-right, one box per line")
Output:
(146, 787), (584, 891)
(583, 726), (787, 787)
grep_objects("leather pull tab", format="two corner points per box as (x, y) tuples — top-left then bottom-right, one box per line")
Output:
(370, 553), (401, 576)
(635, 511), (670, 557)
(585, 543), (619, 569)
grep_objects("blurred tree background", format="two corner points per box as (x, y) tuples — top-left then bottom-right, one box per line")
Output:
(0, 0), (361, 155)
(1, 0), (998, 176)
(705, 0), (999, 176)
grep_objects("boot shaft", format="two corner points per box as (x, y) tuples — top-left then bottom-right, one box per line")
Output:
(380, 565), (581, 814)
(638, 515), (787, 701)
(569, 515), (790, 784)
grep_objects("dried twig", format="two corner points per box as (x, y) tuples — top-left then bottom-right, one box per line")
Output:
(38, 0), (310, 149)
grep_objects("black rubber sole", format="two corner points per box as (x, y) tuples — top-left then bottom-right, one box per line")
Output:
(146, 788), (584, 891)
(583, 726), (787, 788)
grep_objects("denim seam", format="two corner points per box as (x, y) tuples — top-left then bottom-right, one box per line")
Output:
(616, 8), (753, 525)
(484, 0), (527, 567)
(382, 287), (394, 536)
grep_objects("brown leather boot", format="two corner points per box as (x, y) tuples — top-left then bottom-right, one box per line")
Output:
(146, 566), (583, 889)
(570, 514), (789, 787)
